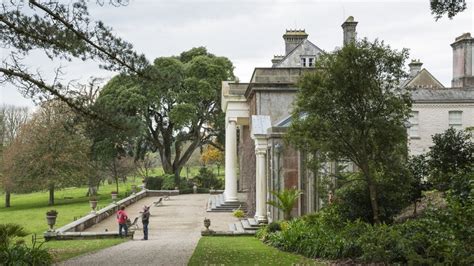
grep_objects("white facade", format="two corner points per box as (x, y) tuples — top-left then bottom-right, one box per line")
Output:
(409, 103), (474, 155)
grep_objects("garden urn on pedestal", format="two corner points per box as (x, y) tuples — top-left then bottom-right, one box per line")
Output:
(89, 197), (98, 213)
(46, 210), (58, 231)
(111, 191), (118, 202)
(203, 217), (211, 231)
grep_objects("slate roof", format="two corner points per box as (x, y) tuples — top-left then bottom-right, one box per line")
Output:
(411, 88), (474, 103)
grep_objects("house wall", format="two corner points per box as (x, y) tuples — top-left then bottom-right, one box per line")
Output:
(277, 40), (323, 67)
(409, 103), (474, 155)
(257, 91), (297, 124)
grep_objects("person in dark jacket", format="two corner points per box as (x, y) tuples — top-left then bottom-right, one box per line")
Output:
(141, 206), (150, 240)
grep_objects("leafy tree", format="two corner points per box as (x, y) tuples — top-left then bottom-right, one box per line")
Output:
(267, 189), (303, 220)
(3, 101), (90, 205)
(427, 128), (474, 202)
(201, 145), (224, 175)
(430, 0), (468, 20)
(98, 47), (234, 185)
(288, 39), (411, 224)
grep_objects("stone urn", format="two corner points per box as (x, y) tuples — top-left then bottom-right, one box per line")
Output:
(46, 210), (58, 231)
(111, 191), (118, 202)
(203, 218), (211, 231)
(89, 197), (98, 213)
(193, 184), (197, 194)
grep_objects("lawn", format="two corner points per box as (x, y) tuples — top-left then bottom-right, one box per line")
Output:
(188, 236), (323, 266)
(0, 179), (140, 262)
(43, 238), (127, 262)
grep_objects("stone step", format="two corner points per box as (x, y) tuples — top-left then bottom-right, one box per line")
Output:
(247, 218), (260, 227)
(235, 222), (245, 233)
(228, 223), (237, 231)
(240, 219), (254, 230)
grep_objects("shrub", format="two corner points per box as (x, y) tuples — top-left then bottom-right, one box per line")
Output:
(232, 209), (245, 219)
(267, 222), (281, 233)
(0, 227), (52, 265)
(46, 210), (58, 216)
(144, 176), (163, 190)
(179, 188), (194, 194)
(192, 167), (223, 189)
(161, 174), (176, 190)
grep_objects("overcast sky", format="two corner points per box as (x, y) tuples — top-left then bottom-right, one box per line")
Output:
(1, 0), (473, 108)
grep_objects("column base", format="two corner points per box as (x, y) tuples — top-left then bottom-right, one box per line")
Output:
(224, 193), (238, 202)
(254, 215), (268, 224)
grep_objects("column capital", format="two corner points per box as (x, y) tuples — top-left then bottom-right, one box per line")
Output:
(255, 148), (267, 156)
(227, 118), (238, 125)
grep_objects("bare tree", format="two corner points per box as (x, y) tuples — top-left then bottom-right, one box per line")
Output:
(0, 105), (29, 207)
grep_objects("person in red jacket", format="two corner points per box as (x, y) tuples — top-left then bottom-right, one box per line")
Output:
(116, 206), (128, 237)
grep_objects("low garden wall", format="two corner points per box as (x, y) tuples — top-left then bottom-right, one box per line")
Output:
(44, 189), (179, 241)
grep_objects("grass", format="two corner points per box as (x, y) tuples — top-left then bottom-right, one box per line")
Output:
(0, 165), (223, 262)
(43, 239), (127, 262)
(0, 179), (141, 262)
(188, 236), (323, 266)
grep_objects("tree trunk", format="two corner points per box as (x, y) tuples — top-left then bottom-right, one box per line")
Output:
(361, 163), (380, 224)
(174, 167), (182, 187)
(367, 180), (380, 224)
(48, 184), (55, 206)
(5, 191), (11, 208)
(115, 177), (119, 194)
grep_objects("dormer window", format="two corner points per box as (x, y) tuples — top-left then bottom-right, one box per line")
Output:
(301, 56), (315, 67)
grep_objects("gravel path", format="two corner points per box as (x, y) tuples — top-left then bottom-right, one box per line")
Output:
(58, 193), (240, 266)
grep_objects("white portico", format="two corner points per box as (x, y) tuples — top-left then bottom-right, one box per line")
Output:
(221, 81), (249, 202)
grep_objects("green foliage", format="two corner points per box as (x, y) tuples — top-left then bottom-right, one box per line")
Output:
(428, 128), (474, 198)
(98, 47), (235, 184)
(144, 176), (163, 190)
(232, 209), (245, 219)
(288, 38), (411, 224)
(267, 222), (282, 233)
(263, 193), (474, 264)
(334, 170), (413, 223)
(267, 189), (302, 221)
(192, 167), (223, 189)
(430, 0), (467, 20)
(161, 174), (177, 190)
(0, 226), (52, 266)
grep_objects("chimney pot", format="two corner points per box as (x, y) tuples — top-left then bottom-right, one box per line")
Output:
(408, 59), (423, 77)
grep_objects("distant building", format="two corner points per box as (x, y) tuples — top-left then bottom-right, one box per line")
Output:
(216, 17), (474, 226)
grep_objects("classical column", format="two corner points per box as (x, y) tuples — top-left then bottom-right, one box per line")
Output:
(224, 118), (238, 202)
(255, 147), (268, 223)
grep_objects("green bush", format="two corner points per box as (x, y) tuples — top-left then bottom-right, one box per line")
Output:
(0, 226), (52, 266)
(267, 222), (281, 233)
(232, 209), (245, 219)
(192, 167), (223, 189)
(179, 188), (194, 194)
(262, 195), (474, 264)
(144, 176), (163, 190)
(161, 174), (176, 190)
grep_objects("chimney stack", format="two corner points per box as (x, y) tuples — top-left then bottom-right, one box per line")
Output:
(408, 59), (423, 77)
(283, 29), (308, 55)
(342, 16), (358, 45)
(451, 33), (474, 88)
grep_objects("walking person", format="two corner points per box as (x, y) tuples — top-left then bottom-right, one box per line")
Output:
(116, 206), (128, 238)
(141, 206), (150, 240)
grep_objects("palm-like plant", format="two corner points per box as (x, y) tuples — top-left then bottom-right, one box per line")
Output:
(267, 189), (303, 220)
(0, 223), (28, 248)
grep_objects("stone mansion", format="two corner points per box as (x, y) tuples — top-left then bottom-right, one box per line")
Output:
(215, 17), (474, 224)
